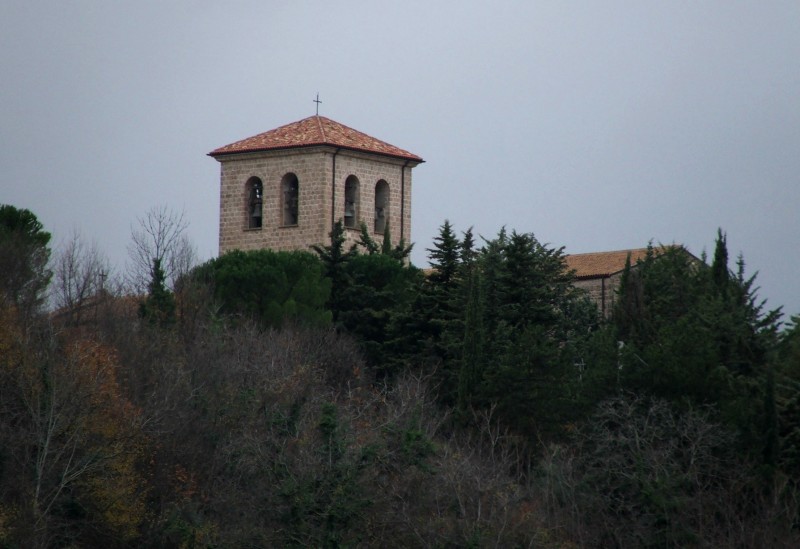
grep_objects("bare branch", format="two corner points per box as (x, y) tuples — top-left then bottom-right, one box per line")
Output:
(52, 229), (110, 323)
(126, 205), (196, 292)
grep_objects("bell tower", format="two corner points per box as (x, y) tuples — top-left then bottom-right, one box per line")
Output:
(209, 115), (423, 255)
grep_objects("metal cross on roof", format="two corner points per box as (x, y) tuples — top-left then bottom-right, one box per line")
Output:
(313, 93), (322, 115)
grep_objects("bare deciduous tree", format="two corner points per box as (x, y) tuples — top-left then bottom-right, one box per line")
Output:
(52, 229), (110, 324)
(127, 205), (196, 293)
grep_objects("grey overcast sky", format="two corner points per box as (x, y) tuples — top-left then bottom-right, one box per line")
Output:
(2, 1), (799, 316)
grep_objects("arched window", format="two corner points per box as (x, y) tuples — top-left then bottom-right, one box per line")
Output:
(374, 180), (389, 234)
(246, 177), (263, 229)
(344, 175), (359, 229)
(281, 173), (299, 226)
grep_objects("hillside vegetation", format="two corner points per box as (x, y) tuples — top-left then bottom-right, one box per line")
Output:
(2, 206), (800, 547)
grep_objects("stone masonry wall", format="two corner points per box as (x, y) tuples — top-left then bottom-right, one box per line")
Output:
(573, 272), (624, 317)
(217, 147), (415, 255)
(333, 151), (412, 251)
(218, 148), (329, 254)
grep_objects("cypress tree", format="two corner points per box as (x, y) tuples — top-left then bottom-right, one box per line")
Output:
(711, 228), (730, 292)
(357, 221), (380, 255)
(380, 221), (414, 262)
(312, 219), (356, 321)
(140, 257), (176, 326)
(460, 226), (477, 266)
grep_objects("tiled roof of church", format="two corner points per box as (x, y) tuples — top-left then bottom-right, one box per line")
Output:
(565, 247), (671, 279)
(209, 115), (423, 162)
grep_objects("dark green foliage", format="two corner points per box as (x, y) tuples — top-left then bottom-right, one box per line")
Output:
(337, 253), (421, 370)
(0, 204), (52, 318)
(763, 365), (779, 467)
(457, 267), (484, 415)
(357, 220), (413, 261)
(139, 257), (176, 326)
(193, 248), (332, 328)
(469, 230), (587, 436)
(390, 223), (593, 436)
(311, 220), (357, 322)
(774, 316), (800, 476)
(779, 315), (800, 379)
(608, 236), (785, 464)
(381, 222), (393, 255)
(356, 220), (381, 255)
(3, 209), (800, 547)
(427, 220), (460, 287)
(419, 220), (468, 399)
(712, 227), (730, 291)
(460, 226), (477, 266)
(491, 231), (573, 330)
(385, 222), (477, 402)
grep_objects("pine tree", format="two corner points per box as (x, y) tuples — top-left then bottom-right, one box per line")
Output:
(427, 220), (460, 286)
(193, 249), (332, 328)
(0, 204), (52, 320)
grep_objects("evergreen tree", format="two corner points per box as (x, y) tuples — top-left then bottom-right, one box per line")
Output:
(193, 249), (332, 328)
(357, 221), (380, 255)
(0, 204), (52, 320)
(139, 257), (176, 326)
(380, 221), (414, 262)
(457, 266), (484, 415)
(471, 229), (583, 437)
(711, 228), (730, 292)
(423, 221), (468, 400)
(478, 227), (507, 336)
(357, 220), (413, 262)
(459, 226), (478, 266)
(381, 222), (393, 255)
(337, 253), (421, 372)
(312, 219), (356, 322)
(609, 233), (783, 463)
(426, 220), (460, 286)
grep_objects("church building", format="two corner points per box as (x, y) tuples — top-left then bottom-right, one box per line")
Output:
(565, 245), (697, 317)
(209, 115), (423, 255)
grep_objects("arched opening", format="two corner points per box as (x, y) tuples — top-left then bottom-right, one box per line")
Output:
(374, 180), (389, 234)
(281, 173), (299, 226)
(246, 177), (263, 229)
(344, 175), (359, 229)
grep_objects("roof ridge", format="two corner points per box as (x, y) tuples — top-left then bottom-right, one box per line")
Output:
(566, 247), (655, 257)
(315, 115), (326, 142)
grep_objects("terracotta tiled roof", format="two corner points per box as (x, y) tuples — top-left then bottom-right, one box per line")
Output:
(565, 247), (670, 279)
(209, 115), (423, 162)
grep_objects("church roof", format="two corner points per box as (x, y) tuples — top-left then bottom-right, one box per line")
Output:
(209, 115), (423, 162)
(565, 247), (672, 279)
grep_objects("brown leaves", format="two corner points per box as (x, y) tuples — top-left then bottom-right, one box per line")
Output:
(0, 305), (148, 546)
